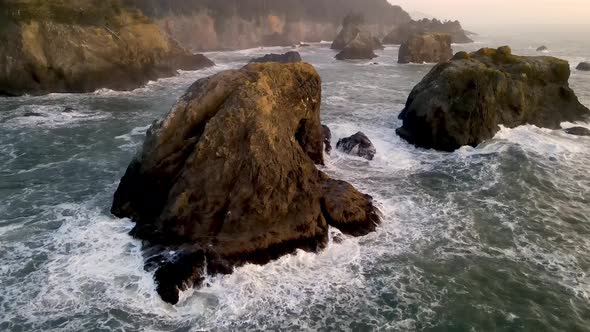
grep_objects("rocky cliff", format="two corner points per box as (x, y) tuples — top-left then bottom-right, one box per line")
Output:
(0, 0), (214, 96)
(123, 0), (412, 51)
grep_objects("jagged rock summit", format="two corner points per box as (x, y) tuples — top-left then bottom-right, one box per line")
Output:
(111, 62), (381, 304)
(396, 46), (590, 151)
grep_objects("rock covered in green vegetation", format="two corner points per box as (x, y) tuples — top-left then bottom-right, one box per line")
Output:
(396, 46), (590, 151)
(111, 63), (380, 304)
(0, 0), (214, 96)
(383, 18), (472, 45)
(398, 33), (453, 64)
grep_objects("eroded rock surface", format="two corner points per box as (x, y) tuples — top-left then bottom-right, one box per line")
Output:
(398, 33), (453, 64)
(396, 46), (590, 151)
(111, 63), (380, 304)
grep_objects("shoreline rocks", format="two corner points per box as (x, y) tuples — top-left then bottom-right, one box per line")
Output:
(576, 62), (590, 71)
(398, 33), (453, 64)
(127, 0), (412, 51)
(396, 46), (590, 151)
(250, 51), (302, 64)
(536, 45), (548, 52)
(111, 63), (380, 304)
(337, 132), (376, 160)
(0, 2), (214, 96)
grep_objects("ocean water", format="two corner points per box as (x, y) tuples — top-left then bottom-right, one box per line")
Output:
(1, 25), (590, 331)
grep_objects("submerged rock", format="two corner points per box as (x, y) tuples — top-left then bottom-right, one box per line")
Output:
(322, 125), (333, 154)
(0, 2), (214, 96)
(383, 18), (472, 45)
(335, 32), (378, 60)
(398, 33), (453, 64)
(250, 51), (302, 64)
(576, 62), (590, 71)
(111, 63), (380, 304)
(564, 127), (590, 136)
(537, 45), (548, 52)
(337, 132), (376, 160)
(396, 46), (590, 151)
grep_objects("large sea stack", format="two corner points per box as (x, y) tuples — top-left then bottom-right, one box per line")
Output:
(332, 14), (381, 60)
(398, 33), (453, 64)
(396, 46), (590, 151)
(0, 0), (214, 96)
(111, 63), (381, 304)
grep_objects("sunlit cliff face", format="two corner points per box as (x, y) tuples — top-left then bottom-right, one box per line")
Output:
(391, 0), (590, 24)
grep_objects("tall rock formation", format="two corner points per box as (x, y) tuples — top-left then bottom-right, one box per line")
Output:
(111, 63), (381, 304)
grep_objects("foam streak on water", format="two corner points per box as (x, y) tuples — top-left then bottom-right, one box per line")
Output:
(1, 26), (590, 331)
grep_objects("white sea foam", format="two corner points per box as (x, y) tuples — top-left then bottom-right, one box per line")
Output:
(0, 104), (110, 129)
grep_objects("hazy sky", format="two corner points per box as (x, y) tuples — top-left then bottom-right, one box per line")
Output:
(390, 0), (590, 25)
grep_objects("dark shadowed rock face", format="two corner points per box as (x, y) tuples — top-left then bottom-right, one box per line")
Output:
(383, 18), (472, 45)
(398, 33), (453, 64)
(0, 1), (214, 96)
(337, 132), (377, 160)
(577, 62), (590, 71)
(322, 125), (333, 154)
(564, 127), (590, 136)
(111, 63), (380, 304)
(396, 46), (590, 151)
(250, 51), (302, 64)
(335, 32), (378, 60)
(537, 45), (549, 52)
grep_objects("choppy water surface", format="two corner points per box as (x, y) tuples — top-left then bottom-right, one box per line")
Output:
(1, 25), (590, 331)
